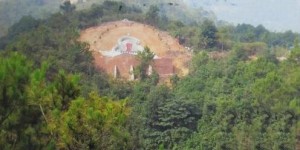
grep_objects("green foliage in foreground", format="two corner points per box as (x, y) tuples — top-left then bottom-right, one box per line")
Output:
(0, 53), (131, 149)
(134, 46), (155, 81)
(0, 1), (299, 149)
(1, 46), (299, 150)
(125, 48), (299, 149)
(176, 51), (299, 149)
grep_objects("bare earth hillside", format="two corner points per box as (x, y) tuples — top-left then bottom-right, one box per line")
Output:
(79, 20), (191, 79)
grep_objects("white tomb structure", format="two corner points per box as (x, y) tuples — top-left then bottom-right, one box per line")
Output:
(129, 65), (135, 80)
(101, 36), (144, 57)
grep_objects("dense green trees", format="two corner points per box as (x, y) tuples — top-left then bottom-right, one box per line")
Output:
(135, 46), (155, 80)
(232, 23), (299, 48)
(0, 53), (132, 149)
(60, 1), (76, 14)
(0, 53), (35, 149)
(0, 1), (299, 149)
(127, 46), (298, 149)
(48, 92), (130, 149)
(128, 83), (201, 149)
(2, 48), (298, 149)
(176, 50), (299, 149)
(0, 3), (138, 148)
(145, 5), (160, 26)
(200, 20), (218, 49)
(0, 0), (61, 37)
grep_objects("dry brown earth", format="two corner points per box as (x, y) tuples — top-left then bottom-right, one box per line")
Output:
(79, 20), (191, 78)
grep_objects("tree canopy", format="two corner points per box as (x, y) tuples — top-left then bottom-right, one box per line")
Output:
(0, 1), (299, 149)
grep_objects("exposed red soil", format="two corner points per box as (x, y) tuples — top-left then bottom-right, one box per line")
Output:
(79, 20), (191, 79)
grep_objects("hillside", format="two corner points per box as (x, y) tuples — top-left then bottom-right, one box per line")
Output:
(0, 0), (213, 37)
(0, 1), (299, 149)
(96, 0), (214, 24)
(0, 0), (61, 36)
(79, 20), (191, 79)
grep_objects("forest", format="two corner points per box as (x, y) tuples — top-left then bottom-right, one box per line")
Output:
(0, 1), (299, 149)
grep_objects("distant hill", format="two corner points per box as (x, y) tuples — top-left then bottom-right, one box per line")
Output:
(0, 0), (214, 37)
(70, 0), (215, 24)
(111, 0), (214, 24)
(0, 0), (61, 36)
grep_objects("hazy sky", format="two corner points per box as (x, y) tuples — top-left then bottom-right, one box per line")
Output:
(185, 0), (300, 33)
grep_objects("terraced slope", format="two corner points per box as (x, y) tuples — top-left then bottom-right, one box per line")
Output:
(79, 20), (191, 79)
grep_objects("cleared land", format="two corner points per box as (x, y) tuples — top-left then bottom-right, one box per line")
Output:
(79, 20), (191, 77)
